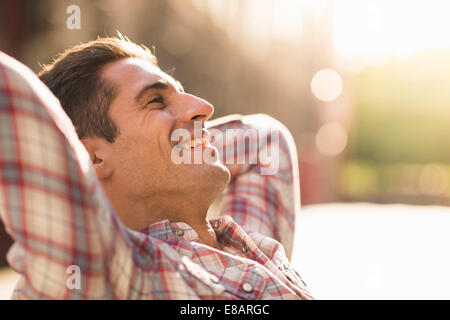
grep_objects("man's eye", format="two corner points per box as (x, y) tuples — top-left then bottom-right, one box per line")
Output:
(147, 97), (164, 105)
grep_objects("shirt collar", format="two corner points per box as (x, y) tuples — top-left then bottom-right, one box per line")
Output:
(139, 216), (233, 243)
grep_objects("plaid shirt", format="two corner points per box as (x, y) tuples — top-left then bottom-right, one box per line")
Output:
(0, 51), (312, 300)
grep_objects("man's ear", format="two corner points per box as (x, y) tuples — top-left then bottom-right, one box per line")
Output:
(81, 138), (113, 180)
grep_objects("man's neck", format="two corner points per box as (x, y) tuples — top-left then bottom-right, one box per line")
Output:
(186, 217), (221, 250)
(110, 194), (222, 250)
(162, 204), (221, 250)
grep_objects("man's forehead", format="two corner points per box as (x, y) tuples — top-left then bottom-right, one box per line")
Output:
(102, 57), (181, 92)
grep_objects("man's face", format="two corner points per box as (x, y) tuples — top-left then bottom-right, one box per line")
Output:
(99, 58), (230, 217)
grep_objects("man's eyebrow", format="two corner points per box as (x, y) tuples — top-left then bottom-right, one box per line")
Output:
(134, 80), (169, 103)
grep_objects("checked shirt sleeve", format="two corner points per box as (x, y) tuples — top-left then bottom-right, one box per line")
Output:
(207, 114), (301, 259)
(0, 52), (198, 300)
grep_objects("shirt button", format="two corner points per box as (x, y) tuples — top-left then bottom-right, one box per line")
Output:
(214, 219), (222, 229)
(242, 244), (250, 255)
(176, 229), (185, 237)
(242, 283), (253, 293)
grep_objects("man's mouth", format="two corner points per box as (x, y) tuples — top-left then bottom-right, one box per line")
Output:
(174, 129), (212, 150)
(184, 136), (210, 149)
(170, 129), (220, 164)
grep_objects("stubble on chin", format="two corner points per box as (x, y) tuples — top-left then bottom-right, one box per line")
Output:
(188, 163), (230, 198)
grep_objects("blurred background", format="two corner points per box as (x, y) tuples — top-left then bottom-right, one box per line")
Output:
(1, 0), (450, 299)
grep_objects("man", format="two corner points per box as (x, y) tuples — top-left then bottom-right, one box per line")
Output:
(0, 35), (312, 299)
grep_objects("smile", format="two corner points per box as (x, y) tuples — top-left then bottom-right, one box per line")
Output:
(184, 136), (210, 150)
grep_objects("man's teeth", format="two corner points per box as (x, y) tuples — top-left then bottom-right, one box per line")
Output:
(190, 138), (202, 148)
(183, 137), (209, 150)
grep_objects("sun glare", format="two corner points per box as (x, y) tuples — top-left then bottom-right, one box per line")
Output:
(333, 0), (450, 65)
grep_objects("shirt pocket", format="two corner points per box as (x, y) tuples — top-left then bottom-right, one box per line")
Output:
(179, 256), (226, 298)
(218, 264), (267, 300)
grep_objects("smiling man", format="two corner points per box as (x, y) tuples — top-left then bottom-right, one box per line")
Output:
(78, 57), (229, 249)
(0, 35), (312, 299)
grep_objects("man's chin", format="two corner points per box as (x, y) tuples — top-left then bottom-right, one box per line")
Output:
(186, 161), (230, 196)
(216, 162), (231, 187)
(203, 160), (230, 187)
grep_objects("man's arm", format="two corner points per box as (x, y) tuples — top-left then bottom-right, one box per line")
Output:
(207, 114), (301, 259)
(0, 52), (195, 299)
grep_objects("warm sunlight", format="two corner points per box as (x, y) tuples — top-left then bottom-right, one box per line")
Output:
(333, 0), (450, 65)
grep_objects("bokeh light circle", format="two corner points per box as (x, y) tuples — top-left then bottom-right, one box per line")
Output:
(311, 69), (343, 102)
(315, 122), (348, 156)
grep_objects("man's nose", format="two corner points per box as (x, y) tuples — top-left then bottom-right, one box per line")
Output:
(179, 94), (214, 123)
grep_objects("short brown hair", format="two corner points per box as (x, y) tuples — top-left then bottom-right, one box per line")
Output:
(39, 35), (158, 143)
